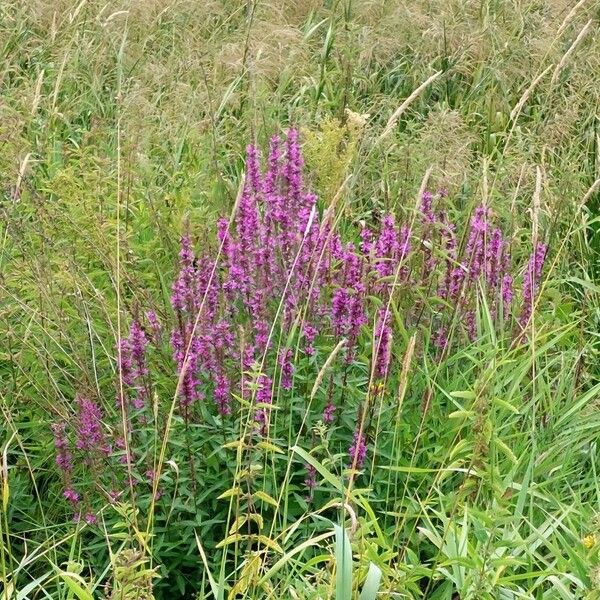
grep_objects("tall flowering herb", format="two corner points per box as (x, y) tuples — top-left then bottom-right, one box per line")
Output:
(171, 330), (204, 408)
(485, 228), (504, 290)
(75, 395), (105, 453)
(254, 375), (273, 435)
(171, 236), (204, 409)
(208, 319), (235, 415)
(214, 371), (231, 416)
(262, 136), (284, 282)
(283, 128), (304, 214)
(196, 254), (219, 323)
(279, 348), (294, 390)
(373, 308), (392, 379)
(348, 430), (367, 470)
(420, 190), (436, 225)
(224, 134), (324, 337)
(304, 465), (317, 502)
(346, 283), (368, 362)
(236, 149), (261, 297)
(519, 242), (547, 329)
(420, 191), (437, 274)
(246, 142), (262, 195)
(373, 215), (411, 289)
(432, 325), (448, 351)
(145, 310), (161, 343)
(331, 283), (367, 363)
(218, 217), (242, 302)
(465, 310), (477, 342)
(398, 225), (411, 277)
(264, 135), (281, 197)
(330, 243), (368, 361)
(500, 240), (513, 314)
(302, 323), (318, 355)
(360, 226), (374, 254)
(52, 422), (73, 475)
(118, 321), (149, 410)
(375, 215), (399, 279)
(501, 274), (513, 315)
(439, 219), (457, 300)
(171, 235), (199, 314)
(323, 402), (336, 423)
(275, 128), (306, 268)
(465, 205), (489, 280)
(52, 422), (80, 508)
(52, 396), (109, 518)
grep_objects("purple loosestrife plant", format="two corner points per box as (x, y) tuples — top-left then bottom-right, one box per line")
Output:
(170, 236), (214, 410)
(439, 219), (457, 300)
(118, 321), (149, 410)
(304, 465), (317, 502)
(50, 129), (555, 535)
(52, 422), (72, 474)
(465, 205), (489, 281)
(279, 348), (294, 390)
(75, 395), (105, 453)
(255, 375), (273, 435)
(486, 228), (504, 290)
(375, 214), (399, 279)
(519, 242), (547, 330)
(348, 430), (367, 470)
(145, 310), (161, 342)
(374, 308), (392, 379)
(323, 402), (336, 424)
(214, 371), (231, 416)
(502, 274), (513, 310)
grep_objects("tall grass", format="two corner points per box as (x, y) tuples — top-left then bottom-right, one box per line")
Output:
(1, 0), (599, 598)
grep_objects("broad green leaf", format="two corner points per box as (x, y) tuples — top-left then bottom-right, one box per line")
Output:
(359, 562), (382, 600)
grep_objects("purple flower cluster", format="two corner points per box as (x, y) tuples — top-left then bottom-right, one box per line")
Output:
(51, 395), (111, 523)
(519, 242), (547, 329)
(348, 430), (367, 470)
(304, 464), (317, 502)
(52, 422), (72, 474)
(75, 395), (105, 452)
(255, 375), (273, 435)
(374, 308), (392, 379)
(51, 129), (551, 514)
(118, 320), (149, 410)
(151, 132), (549, 458)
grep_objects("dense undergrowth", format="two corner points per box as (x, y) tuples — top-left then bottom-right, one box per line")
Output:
(1, 1), (600, 599)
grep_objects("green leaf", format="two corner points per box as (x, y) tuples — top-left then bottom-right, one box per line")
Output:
(359, 562), (382, 600)
(450, 390), (476, 399)
(254, 490), (278, 507)
(256, 534), (283, 554)
(256, 441), (285, 454)
(57, 571), (93, 600)
(333, 522), (352, 600)
(291, 446), (344, 492)
(215, 533), (244, 548)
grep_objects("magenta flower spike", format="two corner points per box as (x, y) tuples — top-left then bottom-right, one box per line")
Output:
(75, 396), (104, 452)
(348, 430), (367, 469)
(279, 348), (294, 390)
(374, 308), (392, 379)
(52, 422), (72, 473)
(255, 375), (273, 435)
(519, 242), (546, 329)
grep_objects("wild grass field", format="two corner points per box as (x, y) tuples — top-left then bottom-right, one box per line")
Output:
(1, 0), (600, 598)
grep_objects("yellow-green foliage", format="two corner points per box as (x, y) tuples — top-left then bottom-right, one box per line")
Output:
(302, 110), (368, 203)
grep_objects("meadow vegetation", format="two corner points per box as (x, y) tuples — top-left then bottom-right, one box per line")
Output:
(1, 1), (600, 598)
